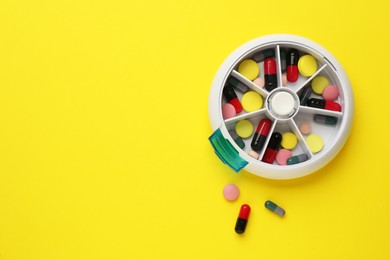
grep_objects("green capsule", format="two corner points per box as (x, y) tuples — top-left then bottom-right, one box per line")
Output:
(252, 49), (275, 63)
(227, 77), (249, 93)
(314, 114), (338, 125)
(265, 200), (285, 216)
(280, 48), (286, 72)
(287, 154), (308, 165)
(229, 130), (245, 149)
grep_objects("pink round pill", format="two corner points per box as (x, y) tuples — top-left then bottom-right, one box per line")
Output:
(223, 184), (240, 201)
(253, 77), (265, 88)
(299, 121), (312, 135)
(222, 103), (237, 119)
(322, 85), (339, 101)
(276, 149), (293, 165)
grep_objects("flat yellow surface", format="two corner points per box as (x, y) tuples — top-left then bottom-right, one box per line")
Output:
(0, 0), (389, 259)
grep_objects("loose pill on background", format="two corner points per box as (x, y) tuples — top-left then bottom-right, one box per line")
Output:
(253, 77), (265, 88)
(238, 59), (260, 80)
(307, 98), (341, 112)
(299, 121), (312, 135)
(222, 103), (236, 119)
(298, 55), (317, 77)
(287, 154), (309, 165)
(227, 77), (249, 93)
(306, 134), (324, 153)
(281, 132), (297, 150)
(276, 149), (293, 165)
(322, 85), (339, 100)
(311, 76), (330, 95)
(229, 130), (245, 149)
(223, 184), (240, 201)
(235, 204), (251, 234)
(248, 150), (259, 159)
(242, 91), (263, 112)
(314, 115), (338, 125)
(235, 120), (254, 138)
(265, 200), (285, 216)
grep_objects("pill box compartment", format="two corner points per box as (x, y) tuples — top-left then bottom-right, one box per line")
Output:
(209, 35), (353, 179)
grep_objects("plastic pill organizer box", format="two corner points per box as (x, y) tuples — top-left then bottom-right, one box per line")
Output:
(208, 34), (354, 179)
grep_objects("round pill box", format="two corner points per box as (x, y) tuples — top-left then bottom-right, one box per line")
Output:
(208, 34), (354, 179)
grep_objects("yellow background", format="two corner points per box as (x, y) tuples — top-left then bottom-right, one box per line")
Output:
(0, 0), (389, 259)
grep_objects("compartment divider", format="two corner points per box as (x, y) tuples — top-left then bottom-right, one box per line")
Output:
(231, 70), (269, 98)
(299, 106), (343, 118)
(288, 119), (314, 159)
(294, 64), (328, 94)
(275, 45), (283, 88)
(224, 108), (267, 124)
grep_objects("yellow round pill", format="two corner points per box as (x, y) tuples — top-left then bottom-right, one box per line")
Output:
(311, 76), (329, 95)
(281, 132), (298, 150)
(238, 60), (260, 80)
(242, 91), (263, 112)
(235, 120), (254, 139)
(306, 134), (324, 154)
(298, 55), (317, 77)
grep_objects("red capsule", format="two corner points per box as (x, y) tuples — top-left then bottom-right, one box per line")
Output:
(264, 58), (277, 74)
(264, 58), (278, 92)
(238, 204), (251, 219)
(262, 148), (278, 164)
(229, 98), (243, 113)
(325, 101), (342, 112)
(251, 118), (272, 151)
(307, 98), (341, 112)
(235, 204), (251, 234)
(223, 85), (243, 113)
(256, 118), (271, 135)
(262, 132), (282, 164)
(287, 49), (299, 82)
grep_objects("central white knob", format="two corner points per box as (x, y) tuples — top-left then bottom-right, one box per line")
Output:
(270, 91), (295, 116)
